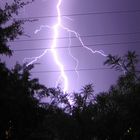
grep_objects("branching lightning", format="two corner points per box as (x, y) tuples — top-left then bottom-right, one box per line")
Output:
(67, 32), (79, 88)
(24, 0), (108, 93)
(23, 49), (49, 66)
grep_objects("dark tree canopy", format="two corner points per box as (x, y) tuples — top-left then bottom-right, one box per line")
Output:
(0, 62), (48, 140)
(0, 0), (34, 56)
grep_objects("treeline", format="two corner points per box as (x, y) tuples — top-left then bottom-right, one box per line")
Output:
(0, 1), (140, 140)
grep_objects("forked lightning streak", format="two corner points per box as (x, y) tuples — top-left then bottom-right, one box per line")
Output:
(24, 0), (107, 93)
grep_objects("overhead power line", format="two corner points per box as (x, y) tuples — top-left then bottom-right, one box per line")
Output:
(18, 9), (140, 20)
(31, 67), (113, 74)
(12, 31), (140, 42)
(13, 40), (140, 52)
(31, 67), (140, 74)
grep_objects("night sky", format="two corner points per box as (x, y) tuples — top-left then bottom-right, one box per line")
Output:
(2, 0), (140, 93)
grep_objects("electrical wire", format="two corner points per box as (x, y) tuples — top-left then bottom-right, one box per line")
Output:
(13, 40), (140, 52)
(11, 31), (140, 42)
(17, 9), (140, 20)
(31, 67), (113, 74)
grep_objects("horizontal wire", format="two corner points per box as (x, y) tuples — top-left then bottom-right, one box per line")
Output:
(17, 9), (140, 20)
(13, 40), (140, 52)
(31, 67), (140, 74)
(31, 67), (113, 74)
(12, 31), (140, 42)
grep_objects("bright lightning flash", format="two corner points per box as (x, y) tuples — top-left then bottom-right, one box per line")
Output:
(24, 0), (107, 93)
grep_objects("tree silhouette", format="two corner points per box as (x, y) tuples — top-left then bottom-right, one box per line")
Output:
(0, 0), (34, 56)
(0, 62), (49, 140)
(100, 51), (140, 139)
(0, 1), (49, 139)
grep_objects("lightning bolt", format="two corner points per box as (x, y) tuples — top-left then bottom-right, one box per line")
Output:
(24, 0), (107, 93)
(67, 32), (79, 89)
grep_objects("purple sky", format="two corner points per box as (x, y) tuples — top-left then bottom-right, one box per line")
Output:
(2, 0), (140, 93)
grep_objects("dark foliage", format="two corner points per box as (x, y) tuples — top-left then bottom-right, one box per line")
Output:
(0, 51), (140, 140)
(0, 62), (48, 140)
(0, 0), (34, 56)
